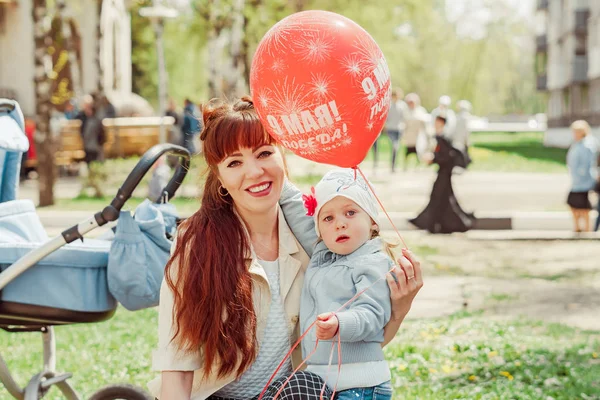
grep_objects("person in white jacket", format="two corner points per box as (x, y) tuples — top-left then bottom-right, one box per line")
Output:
(402, 93), (429, 170)
(431, 95), (456, 140)
(453, 100), (473, 168)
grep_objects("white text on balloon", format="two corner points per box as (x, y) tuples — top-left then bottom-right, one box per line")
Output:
(266, 100), (342, 136)
(361, 57), (391, 101)
(280, 123), (347, 150)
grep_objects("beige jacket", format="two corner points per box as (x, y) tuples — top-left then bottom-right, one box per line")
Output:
(148, 207), (309, 399)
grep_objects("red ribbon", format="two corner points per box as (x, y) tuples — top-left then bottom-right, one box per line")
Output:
(259, 166), (407, 400)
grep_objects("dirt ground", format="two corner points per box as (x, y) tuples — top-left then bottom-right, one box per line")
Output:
(386, 232), (600, 331)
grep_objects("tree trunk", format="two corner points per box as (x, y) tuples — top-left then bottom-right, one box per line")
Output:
(32, 0), (56, 206)
(207, 0), (224, 99)
(241, 14), (251, 89)
(56, 0), (83, 98)
(223, 0), (247, 98)
(204, 0), (249, 99)
(95, 0), (104, 94)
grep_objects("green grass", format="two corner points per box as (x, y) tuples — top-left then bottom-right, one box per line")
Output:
(487, 293), (519, 303)
(1, 309), (598, 399)
(385, 312), (600, 399)
(367, 132), (568, 173)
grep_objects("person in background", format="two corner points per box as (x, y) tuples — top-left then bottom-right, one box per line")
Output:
(76, 95), (105, 165)
(182, 98), (202, 155)
(453, 100), (473, 169)
(595, 165), (600, 232)
(402, 93), (428, 170)
(380, 89), (407, 173)
(165, 99), (182, 144)
(165, 98), (183, 168)
(64, 99), (79, 120)
(431, 95), (456, 140)
(566, 120), (598, 233)
(76, 94), (106, 197)
(96, 93), (117, 120)
(409, 115), (475, 233)
(585, 131), (600, 232)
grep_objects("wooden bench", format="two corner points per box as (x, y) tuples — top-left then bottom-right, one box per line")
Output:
(50, 116), (175, 167)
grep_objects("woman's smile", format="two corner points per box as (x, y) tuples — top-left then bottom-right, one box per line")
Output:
(246, 181), (272, 197)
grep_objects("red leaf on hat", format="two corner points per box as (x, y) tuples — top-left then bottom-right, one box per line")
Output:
(302, 187), (317, 217)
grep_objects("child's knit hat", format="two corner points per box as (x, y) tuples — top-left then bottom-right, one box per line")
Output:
(303, 168), (380, 237)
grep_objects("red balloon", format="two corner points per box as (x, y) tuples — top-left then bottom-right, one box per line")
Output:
(250, 10), (391, 168)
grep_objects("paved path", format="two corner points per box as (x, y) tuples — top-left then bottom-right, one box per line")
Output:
(412, 275), (600, 331)
(18, 152), (599, 231)
(19, 153), (582, 214)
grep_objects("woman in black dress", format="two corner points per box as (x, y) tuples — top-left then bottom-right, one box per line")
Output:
(409, 115), (475, 233)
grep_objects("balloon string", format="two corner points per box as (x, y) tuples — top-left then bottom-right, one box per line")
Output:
(272, 338), (319, 400)
(258, 319), (318, 400)
(266, 258), (398, 400)
(261, 166), (408, 400)
(355, 166), (408, 249)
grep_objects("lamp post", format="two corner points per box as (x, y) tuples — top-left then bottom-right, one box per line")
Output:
(139, 1), (178, 144)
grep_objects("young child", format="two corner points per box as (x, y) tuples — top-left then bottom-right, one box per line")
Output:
(299, 168), (395, 400)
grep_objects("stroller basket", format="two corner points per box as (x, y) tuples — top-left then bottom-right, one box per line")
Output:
(0, 234), (115, 328)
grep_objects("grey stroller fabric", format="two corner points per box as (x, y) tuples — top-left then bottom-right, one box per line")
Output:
(107, 199), (178, 311)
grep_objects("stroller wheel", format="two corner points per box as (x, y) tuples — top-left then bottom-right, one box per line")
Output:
(88, 383), (152, 400)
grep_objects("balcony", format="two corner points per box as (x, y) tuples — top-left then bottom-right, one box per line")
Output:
(575, 10), (590, 36)
(572, 56), (588, 83)
(536, 35), (547, 53)
(537, 0), (549, 11)
(537, 74), (547, 90)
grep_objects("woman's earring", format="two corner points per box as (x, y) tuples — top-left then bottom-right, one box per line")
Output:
(218, 185), (229, 197)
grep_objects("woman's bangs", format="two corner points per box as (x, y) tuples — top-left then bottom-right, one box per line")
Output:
(212, 114), (275, 162)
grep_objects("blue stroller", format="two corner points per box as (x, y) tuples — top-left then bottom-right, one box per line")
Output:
(0, 99), (191, 399)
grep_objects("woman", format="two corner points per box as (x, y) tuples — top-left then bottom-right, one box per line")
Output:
(566, 120), (598, 233)
(149, 97), (423, 400)
(409, 115), (475, 234)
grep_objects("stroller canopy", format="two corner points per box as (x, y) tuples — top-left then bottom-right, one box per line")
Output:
(0, 99), (29, 203)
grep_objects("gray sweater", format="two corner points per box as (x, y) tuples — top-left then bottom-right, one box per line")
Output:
(280, 180), (392, 390)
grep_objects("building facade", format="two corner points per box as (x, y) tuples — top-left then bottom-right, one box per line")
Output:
(0, 0), (132, 117)
(536, 0), (600, 147)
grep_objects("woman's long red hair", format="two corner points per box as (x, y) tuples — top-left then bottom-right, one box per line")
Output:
(164, 97), (276, 379)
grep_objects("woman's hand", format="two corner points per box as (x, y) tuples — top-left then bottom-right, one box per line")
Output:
(387, 248), (424, 322)
(382, 248), (423, 347)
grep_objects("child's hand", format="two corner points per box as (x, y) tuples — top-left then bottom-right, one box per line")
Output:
(315, 312), (339, 340)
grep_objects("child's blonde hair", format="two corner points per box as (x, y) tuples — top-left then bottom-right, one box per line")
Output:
(371, 230), (400, 264)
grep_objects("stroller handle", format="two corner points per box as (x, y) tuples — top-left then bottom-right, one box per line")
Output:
(95, 143), (191, 227)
